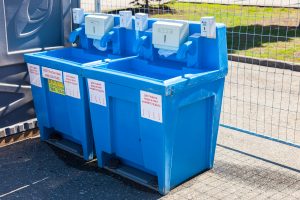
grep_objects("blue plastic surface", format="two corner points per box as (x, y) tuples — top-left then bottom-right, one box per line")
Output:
(83, 19), (228, 193)
(24, 15), (138, 160)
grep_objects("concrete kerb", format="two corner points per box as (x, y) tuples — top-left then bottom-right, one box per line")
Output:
(228, 54), (300, 72)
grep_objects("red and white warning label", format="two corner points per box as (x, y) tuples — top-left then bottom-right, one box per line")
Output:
(140, 91), (163, 123)
(63, 72), (80, 99)
(88, 79), (106, 107)
(27, 63), (42, 88)
(42, 67), (62, 82)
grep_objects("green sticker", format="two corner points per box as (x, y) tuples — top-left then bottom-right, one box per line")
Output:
(48, 79), (65, 95)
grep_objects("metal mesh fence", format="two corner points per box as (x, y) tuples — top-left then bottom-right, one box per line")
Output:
(80, 0), (300, 147)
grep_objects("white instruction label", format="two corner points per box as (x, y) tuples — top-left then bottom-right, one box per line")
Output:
(42, 67), (63, 82)
(135, 13), (148, 31)
(120, 11), (132, 29)
(27, 64), (42, 87)
(201, 16), (216, 39)
(140, 91), (163, 123)
(88, 79), (106, 107)
(63, 72), (80, 99)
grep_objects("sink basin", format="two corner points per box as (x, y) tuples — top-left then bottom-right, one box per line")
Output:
(100, 57), (211, 82)
(26, 47), (123, 67)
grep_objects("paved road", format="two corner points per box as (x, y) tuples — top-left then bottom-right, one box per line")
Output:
(222, 61), (300, 145)
(0, 128), (300, 199)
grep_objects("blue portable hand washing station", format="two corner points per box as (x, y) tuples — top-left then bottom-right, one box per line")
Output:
(83, 16), (228, 194)
(24, 11), (138, 160)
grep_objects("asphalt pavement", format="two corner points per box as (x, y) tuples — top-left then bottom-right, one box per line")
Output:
(1, 126), (300, 199)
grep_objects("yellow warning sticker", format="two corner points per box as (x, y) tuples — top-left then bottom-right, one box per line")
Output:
(48, 79), (65, 95)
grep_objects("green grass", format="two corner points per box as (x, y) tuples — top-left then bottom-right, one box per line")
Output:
(151, 2), (300, 63)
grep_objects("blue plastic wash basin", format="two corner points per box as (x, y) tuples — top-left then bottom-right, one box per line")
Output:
(24, 47), (132, 160)
(83, 56), (227, 193)
(31, 47), (122, 67)
(100, 57), (220, 82)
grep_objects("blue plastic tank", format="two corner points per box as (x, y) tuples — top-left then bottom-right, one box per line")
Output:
(83, 18), (228, 193)
(24, 14), (138, 160)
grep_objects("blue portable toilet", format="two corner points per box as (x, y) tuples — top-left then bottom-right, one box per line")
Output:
(83, 16), (228, 194)
(24, 10), (138, 160)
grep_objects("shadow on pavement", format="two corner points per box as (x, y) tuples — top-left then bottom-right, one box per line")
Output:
(0, 138), (161, 200)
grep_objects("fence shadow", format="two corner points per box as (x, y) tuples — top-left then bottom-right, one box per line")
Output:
(227, 24), (300, 53)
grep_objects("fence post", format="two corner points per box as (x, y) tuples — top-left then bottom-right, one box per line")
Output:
(95, 0), (101, 12)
